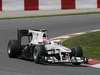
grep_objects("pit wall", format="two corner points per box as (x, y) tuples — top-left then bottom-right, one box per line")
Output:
(0, 0), (100, 11)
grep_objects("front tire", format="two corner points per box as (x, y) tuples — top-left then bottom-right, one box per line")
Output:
(71, 46), (83, 65)
(71, 46), (83, 57)
(33, 45), (46, 64)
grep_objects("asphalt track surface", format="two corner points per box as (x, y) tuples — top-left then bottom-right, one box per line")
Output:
(0, 14), (100, 75)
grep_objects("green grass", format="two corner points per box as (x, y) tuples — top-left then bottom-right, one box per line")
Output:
(0, 12), (100, 20)
(63, 31), (100, 60)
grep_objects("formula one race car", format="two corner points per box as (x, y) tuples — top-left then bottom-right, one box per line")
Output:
(7, 29), (88, 65)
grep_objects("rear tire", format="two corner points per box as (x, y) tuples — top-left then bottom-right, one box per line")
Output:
(7, 40), (20, 58)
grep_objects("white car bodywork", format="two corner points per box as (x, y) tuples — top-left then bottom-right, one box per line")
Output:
(29, 29), (44, 44)
(29, 29), (71, 53)
(28, 29), (85, 63)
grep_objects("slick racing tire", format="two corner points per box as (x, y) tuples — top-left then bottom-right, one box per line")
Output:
(33, 45), (46, 64)
(7, 40), (20, 58)
(71, 46), (83, 57)
(71, 46), (83, 65)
